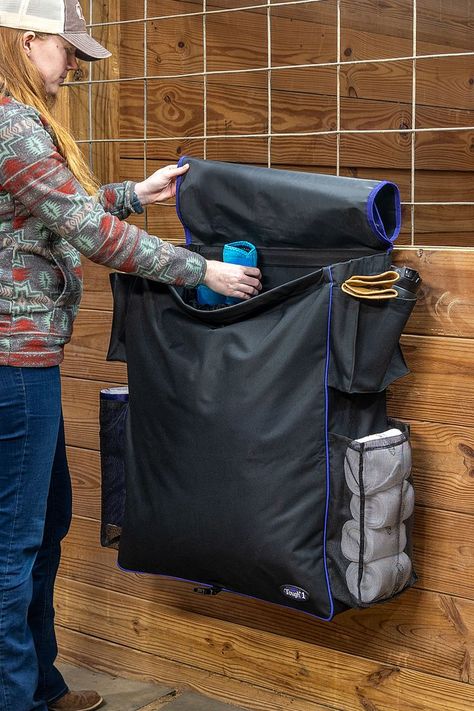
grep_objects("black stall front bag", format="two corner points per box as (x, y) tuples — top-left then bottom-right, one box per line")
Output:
(105, 157), (418, 620)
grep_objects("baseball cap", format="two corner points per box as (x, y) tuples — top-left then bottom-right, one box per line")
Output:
(0, 0), (111, 61)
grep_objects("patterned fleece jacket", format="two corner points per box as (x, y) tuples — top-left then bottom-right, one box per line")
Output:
(0, 95), (206, 367)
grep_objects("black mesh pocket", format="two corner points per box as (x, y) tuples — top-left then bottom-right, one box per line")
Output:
(99, 387), (129, 548)
(327, 421), (417, 609)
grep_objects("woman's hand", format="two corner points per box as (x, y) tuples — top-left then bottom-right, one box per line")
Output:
(203, 261), (262, 300)
(134, 163), (189, 205)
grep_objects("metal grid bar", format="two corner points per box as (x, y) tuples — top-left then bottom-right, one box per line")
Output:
(74, 126), (474, 141)
(410, 0), (417, 244)
(65, 50), (474, 86)
(85, 0), (352, 27)
(266, 1), (271, 167)
(88, 2), (93, 168)
(203, 0), (207, 160)
(144, 0), (148, 231)
(336, 0), (341, 176)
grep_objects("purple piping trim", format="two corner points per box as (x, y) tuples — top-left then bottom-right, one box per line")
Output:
(366, 181), (401, 248)
(117, 561), (216, 589)
(218, 587), (333, 621)
(175, 154), (194, 245)
(322, 266), (335, 621)
(117, 561), (334, 621)
(100, 393), (129, 402)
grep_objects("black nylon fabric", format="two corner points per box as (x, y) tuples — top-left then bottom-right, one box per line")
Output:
(116, 270), (335, 618)
(106, 160), (417, 619)
(176, 157), (400, 251)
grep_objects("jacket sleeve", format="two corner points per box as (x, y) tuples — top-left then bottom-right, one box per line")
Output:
(97, 181), (144, 219)
(0, 104), (206, 287)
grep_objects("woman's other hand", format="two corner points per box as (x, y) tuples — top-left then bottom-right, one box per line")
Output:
(134, 163), (189, 205)
(203, 261), (262, 300)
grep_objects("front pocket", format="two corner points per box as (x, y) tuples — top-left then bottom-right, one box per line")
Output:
(329, 287), (416, 393)
(168, 265), (326, 326)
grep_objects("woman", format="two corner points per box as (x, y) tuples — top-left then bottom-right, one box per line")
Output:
(0, 2), (262, 710)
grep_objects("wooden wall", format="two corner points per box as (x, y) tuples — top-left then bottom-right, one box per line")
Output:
(55, 1), (474, 709)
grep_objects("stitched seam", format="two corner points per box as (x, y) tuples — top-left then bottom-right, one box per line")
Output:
(357, 444), (365, 605)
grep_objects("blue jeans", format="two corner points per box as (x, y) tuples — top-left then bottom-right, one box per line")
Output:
(0, 366), (72, 711)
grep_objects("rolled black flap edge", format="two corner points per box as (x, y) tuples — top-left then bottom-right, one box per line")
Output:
(367, 180), (401, 246)
(176, 156), (401, 252)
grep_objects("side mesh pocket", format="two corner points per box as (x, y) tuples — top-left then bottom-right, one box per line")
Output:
(99, 387), (129, 548)
(327, 422), (417, 609)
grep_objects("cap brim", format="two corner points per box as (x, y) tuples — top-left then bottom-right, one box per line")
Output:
(59, 33), (112, 62)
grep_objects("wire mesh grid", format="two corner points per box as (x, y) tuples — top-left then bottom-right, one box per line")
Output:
(72, 0), (474, 246)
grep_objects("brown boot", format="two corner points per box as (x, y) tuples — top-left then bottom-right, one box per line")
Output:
(47, 689), (103, 711)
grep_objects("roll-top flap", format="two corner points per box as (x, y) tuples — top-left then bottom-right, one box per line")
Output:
(176, 157), (401, 252)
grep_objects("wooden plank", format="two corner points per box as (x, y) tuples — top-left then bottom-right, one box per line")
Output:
(52, 87), (70, 132)
(416, 55), (474, 113)
(416, 103), (474, 131)
(413, 507), (474, 601)
(120, 139), (204, 163)
(271, 3), (337, 66)
(340, 60), (412, 104)
(146, 13), (203, 78)
(62, 376), (124, 451)
(118, 22), (144, 79)
(146, 79), (204, 139)
(90, 80), (143, 142)
(408, 421), (474, 516)
(340, 97), (412, 132)
(54, 575), (474, 710)
(207, 74), (269, 136)
(273, 92), (337, 135)
(392, 249), (474, 338)
(205, 137), (269, 164)
(340, 132), (411, 170)
(88, 9), (121, 201)
(389, 335), (474, 427)
(414, 231), (474, 251)
(415, 130), (474, 173)
(94, 0), (143, 23)
(208, 0), (265, 9)
(80, 261), (114, 312)
(67, 447), (101, 521)
(60, 515), (474, 683)
(271, 134), (337, 167)
(207, 7), (268, 72)
(90, 10), (121, 83)
(341, 0), (472, 59)
(147, 0), (202, 21)
(417, 0), (474, 53)
(415, 171), (474, 203)
(272, 66), (336, 96)
(340, 9), (412, 62)
(113, 1), (473, 98)
(62, 309), (126, 383)
(57, 626), (334, 711)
